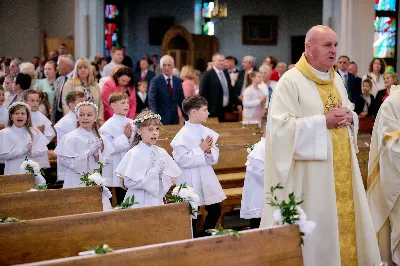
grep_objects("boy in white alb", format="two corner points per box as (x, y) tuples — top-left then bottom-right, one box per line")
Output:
(171, 95), (226, 235)
(24, 90), (54, 168)
(240, 112), (267, 228)
(54, 91), (84, 181)
(99, 92), (133, 205)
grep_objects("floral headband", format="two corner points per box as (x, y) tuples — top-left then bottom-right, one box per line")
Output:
(7, 102), (31, 112)
(75, 101), (98, 114)
(132, 113), (162, 125)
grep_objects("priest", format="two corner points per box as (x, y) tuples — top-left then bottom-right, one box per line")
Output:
(260, 25), (381, 266)
(368, 84), (400, 265)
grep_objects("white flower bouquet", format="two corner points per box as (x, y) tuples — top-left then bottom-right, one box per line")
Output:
(78, 244), (113, 256)
(245, 141), (258, 153)
(20, 157), (46, 185)
(268, 183), (316, 245)
(166, 183), (200, 218)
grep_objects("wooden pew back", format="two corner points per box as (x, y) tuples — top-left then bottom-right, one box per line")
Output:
(0, 186), (102, 220)
(31, 225), (303, 266)
(0, 173), (35, 194)
(0, 203), (192, 265)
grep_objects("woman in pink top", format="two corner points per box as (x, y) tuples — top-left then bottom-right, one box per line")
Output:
(180, 65), (196, 98)
(102, 66), (137, 120)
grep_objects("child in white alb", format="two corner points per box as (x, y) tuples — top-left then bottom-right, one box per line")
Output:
(115, 110), (181, 208)
(0, 87), (8, 174)
(170, 95), (226, 235)
(0, 102), (49, 177)
(53, 91), (84, 181)
(240, 112), (267, 228)
(54, 102), (113, 188)
(242, 71), (267, 125)
(99, 92), (134, 205)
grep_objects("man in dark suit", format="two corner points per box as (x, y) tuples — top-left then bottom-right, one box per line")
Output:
(134, 58), (155, 90)
(336, 55), (361, 103)
(148, 55), (186, 125)
(53, 54), (74, 123)
(200, 53), (242, 122)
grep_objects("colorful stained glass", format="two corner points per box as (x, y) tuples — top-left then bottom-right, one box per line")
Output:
(104, 23), (119, 57)
(202, 2), (214, 18)
(105, 4), (119, 19)
(202, 21), (214, 36)
(374, 17), (397, 58)
(386, 65), (395, 72)
(375, 0), (396, 11)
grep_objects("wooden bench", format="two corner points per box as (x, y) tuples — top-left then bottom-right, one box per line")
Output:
(163, 121), (259, 132)
(0, 203), (192, 265)
(30, 225), (303, 266)
(218, 172), (245, 189)
(0, 173), (35, 194)
(0, 186), (102, 220)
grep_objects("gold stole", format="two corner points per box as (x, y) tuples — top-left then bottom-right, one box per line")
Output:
(296, 54), (357, 265)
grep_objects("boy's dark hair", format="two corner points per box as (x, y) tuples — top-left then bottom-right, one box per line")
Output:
(182, 95), (208, 115)
(362, 78), (373, 88)
(15, 73), (31, 91)
(66, 91), (85, 105)
(23, 89), (39, 101)
(225, 56), (238, 65)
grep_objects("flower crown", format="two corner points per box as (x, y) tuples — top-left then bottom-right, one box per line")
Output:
(7, 102), (31, 112)
(132, 113), (162, 125)
(75, 101), (98, 114)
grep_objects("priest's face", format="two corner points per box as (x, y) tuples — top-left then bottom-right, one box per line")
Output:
(306, 28), (338, 72)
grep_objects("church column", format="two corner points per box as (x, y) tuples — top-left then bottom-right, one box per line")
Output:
(323, 0), (374, 76)
(74, 0), (104, 60)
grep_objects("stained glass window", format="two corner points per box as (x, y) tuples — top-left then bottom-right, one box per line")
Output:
(202, 21), (215, 36)
(104, 3), (121, 57)
(375, 0), (397, 11)
(374, 17), (396, 58)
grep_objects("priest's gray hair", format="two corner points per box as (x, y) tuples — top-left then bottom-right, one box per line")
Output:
(160, 55), (174, 67)
(243, 55), (257, 67)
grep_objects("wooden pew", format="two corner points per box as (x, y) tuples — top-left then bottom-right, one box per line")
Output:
(30, 225), (303, 266)
(160, 127), (260, 139)
(0, 203), (192, 265)
(163, 121), (258, 132)
(0, 186), (102, 220)
(0, 173), (35, 194)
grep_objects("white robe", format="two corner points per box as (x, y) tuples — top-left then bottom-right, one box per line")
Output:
(30, 110), (56, 142)
(53, 111), (77, 181)
(258, 80), (277, 109)
(261, 67), (381, 266)
(115, 141), (181, 208)
(242, 86), (264, 125)
(240, 137), (265, 219)
(54, 127), (114, 188)
(0, 104), (8, 127)
(0, 125), (49, 174)
(99, 114), (133, 187)
(170, 121), (226, 205)
(368, 85), (400, 265)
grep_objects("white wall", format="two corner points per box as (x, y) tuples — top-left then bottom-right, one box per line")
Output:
(0, 0), (75, 60)
(122, 0), (322, 66)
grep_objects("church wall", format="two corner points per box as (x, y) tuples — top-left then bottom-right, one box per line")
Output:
(122, 0), (323, 67)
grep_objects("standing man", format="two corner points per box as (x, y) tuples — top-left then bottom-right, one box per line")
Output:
(148, 55), (185, 125)
(103, 47), (124, 77)
(224, 56), (239, 86)
(200, 53), (241, 122)
(53, 54), (74, 123)
(234, 55), (256, 101)
(336, 55), (361, 103)
(368, 84), (400, 265)
(260, 25), (381, 266)
(134, 58), (155, 90)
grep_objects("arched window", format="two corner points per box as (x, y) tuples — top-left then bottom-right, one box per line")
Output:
(104, 1), (121, 57)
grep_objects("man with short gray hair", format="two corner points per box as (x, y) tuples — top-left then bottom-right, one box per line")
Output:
(234, 55), (256, 101)
(53, 54), (74, 123)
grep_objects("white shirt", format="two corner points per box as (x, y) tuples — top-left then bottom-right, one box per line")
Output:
(0, 104), (8, 126)
(213, 66), (229, 107)
(138, 91), (147, 103)
(163, 74), (173, 88)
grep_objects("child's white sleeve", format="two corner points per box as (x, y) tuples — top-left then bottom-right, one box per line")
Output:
(28, 129), (49, 158)
(59, 153), (89, 174)
(123, 168), (160, 197)
(101, 131), (130, 154)
(172, 145), (210, 168)
(44, 125), (56, 142)
(245, 157), (264, 185)
(205, 145), (219, 165)
(0, 145), (30, 160)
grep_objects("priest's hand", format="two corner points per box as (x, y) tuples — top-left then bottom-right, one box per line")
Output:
(333, 105), (353, 126)
(325, 108), (347, 129)
(124, 123), (133, 138)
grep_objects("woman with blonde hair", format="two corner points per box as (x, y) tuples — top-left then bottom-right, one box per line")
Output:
(180, 65), (196, 98)
(62, 58), (105, 125)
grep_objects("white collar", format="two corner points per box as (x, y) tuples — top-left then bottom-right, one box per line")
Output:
(213, 66), (224, 74)
(112, 113), (127, 120)
(308, 64), (331, 80)
(185, 120), (201, 129)
(338, 69), (348, 77)
(78, 126), (94, 136)
(163, 74), (172, 80)
(138, 140), (157, 152)
(11, 124), (27, 133)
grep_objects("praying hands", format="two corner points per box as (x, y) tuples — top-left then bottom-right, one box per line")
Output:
(325, 103), (353, 129)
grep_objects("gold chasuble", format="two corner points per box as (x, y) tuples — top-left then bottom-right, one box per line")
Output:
(296, 54), (357, 265)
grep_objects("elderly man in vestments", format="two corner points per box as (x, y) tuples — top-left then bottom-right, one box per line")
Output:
(260, 25), (381, 266)
(368, 84), (400, 265)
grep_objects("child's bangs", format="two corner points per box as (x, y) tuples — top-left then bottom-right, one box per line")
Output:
(140, 118), (163, 128)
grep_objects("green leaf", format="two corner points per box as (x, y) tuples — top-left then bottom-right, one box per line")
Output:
(0, 216), (20, 223)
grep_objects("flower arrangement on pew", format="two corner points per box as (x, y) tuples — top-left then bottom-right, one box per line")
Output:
(20, 156), (46, 185)
(166, 183), (199, 218)
(113, 195), (139, 210)
(207, 226), (240, 238)
(28, 184), (48, 192)
(78, 244), (113, 256)
(0, 217), (20, 224)
(245, 141), (258, 153)
(267, 183), (316, 245)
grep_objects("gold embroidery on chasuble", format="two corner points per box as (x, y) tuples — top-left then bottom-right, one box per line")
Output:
(295, 54), (357, 265)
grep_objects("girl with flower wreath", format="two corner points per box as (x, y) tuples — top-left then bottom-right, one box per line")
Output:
(0, 102), (49, 175)
(115, 109), (181, 208)
(54, 101), (113, 188)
